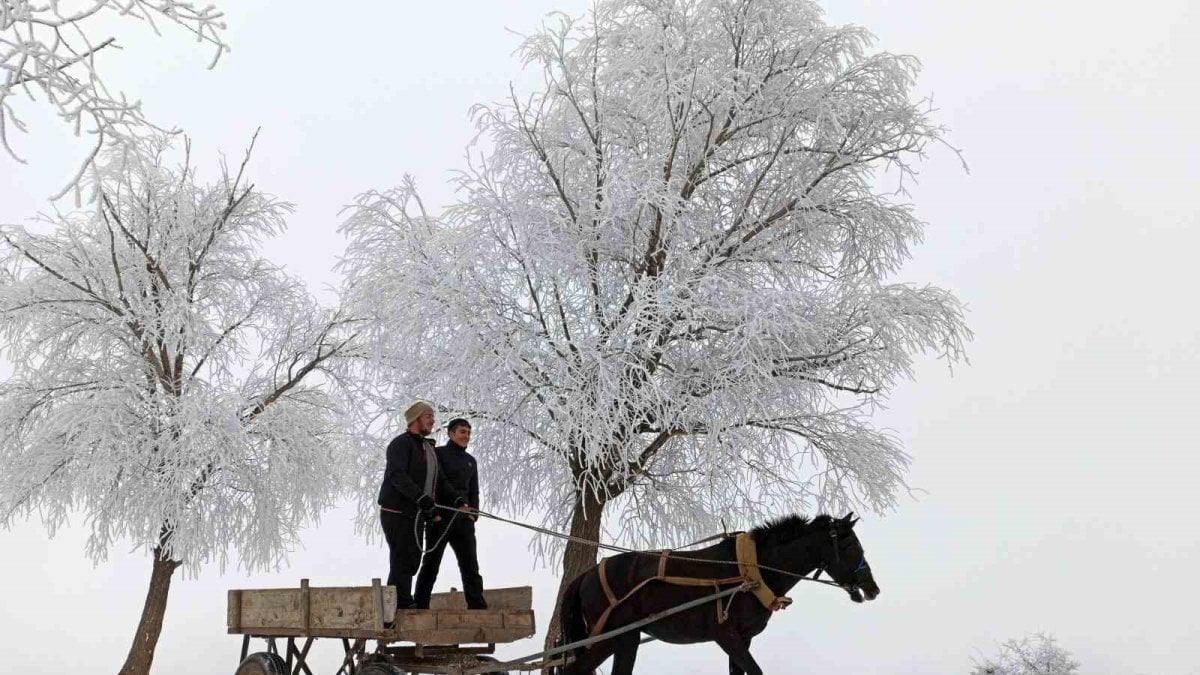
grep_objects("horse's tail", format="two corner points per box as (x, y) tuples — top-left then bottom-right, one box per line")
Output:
(555, 572), (589, 675)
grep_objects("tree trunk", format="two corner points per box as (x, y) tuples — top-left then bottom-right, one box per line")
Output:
(117, 548), (180, 675)
(543, 489), (607, 656)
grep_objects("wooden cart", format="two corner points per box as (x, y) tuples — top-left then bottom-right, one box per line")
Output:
(227, 580), (536, 675)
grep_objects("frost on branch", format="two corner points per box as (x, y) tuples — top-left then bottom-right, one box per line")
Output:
(972, 633), (1081, 675)
(341, 0), (970, 555)
(1, 1), (228, 200)
(0, 136), (359, 572)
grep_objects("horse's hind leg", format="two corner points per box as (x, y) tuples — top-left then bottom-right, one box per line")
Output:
(716, 634), (761, 675)
(609, 630), (641, 675)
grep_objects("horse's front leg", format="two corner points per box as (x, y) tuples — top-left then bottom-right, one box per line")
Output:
(609, 630), (642, 675)
(716, 633), (760, 675)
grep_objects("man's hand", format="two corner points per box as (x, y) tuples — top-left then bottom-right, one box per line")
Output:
(457, 504), (478, 522)
(416, 495), (435, 510)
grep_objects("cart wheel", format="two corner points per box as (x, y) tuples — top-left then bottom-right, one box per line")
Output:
(477, 655), (509, 675)
(234, 651), (287, 675)
(358, 664), (407, 675)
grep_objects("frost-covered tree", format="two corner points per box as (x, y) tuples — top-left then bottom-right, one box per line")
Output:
(340, 0), (968, 635)
(972, 633), (1081, 675)
(1, 1), (228, 199)
(0, 137), (358, 675)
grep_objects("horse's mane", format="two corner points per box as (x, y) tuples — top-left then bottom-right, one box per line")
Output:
(749, 513), (836, 548)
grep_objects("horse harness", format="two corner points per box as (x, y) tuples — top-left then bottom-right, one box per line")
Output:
(588, 532), (793, 637)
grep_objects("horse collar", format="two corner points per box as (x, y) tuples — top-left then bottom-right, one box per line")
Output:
(736, 533), (790, 611)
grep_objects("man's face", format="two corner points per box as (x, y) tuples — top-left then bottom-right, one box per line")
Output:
(449, 425), (471, 448)
(414, 410), (435, 436)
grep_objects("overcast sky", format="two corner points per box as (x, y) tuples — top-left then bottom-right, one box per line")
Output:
(2, 1), (1198, 673)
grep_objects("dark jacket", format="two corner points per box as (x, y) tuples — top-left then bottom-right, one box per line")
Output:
(434, 441), (480, 509)
(377, 431), (465, 514)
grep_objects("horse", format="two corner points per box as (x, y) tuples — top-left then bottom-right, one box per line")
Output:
(555, 513), (879, 675)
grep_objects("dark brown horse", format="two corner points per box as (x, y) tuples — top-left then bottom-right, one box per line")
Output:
(556, 513), (879, 675)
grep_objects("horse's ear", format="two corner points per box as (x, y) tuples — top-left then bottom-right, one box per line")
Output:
(841, 512), (855, 524)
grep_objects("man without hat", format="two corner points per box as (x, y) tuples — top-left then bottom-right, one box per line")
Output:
(378, 401), (469, 610)
(414, 418), (488, 610)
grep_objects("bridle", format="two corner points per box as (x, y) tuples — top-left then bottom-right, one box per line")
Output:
(810, 525), (870, 601)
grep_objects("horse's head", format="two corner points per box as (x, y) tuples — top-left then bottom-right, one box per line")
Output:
(818, 513), (879, 603)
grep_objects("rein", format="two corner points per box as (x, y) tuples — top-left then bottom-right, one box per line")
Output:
(438, 504), (855, 595)
(413, 508), (461, 554)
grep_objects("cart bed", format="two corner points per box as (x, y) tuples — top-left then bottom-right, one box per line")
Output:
(227, 580), (535, 645)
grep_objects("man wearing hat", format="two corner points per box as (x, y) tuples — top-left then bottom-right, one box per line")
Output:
(378, 401), (469, 610)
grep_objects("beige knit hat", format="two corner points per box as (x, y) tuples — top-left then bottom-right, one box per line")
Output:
(404, 400), (434, 425)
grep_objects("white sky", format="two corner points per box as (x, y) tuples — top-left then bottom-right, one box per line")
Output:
(2, 1), (1198, 673)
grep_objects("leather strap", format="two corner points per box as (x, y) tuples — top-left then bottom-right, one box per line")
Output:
(598, 557), (618, 605)
(585, 534), (799, 637)
(588, 549), (749, 637)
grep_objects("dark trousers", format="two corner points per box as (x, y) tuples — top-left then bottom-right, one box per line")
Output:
(380, 509), (421, 608)
(414, 515), (487, 609)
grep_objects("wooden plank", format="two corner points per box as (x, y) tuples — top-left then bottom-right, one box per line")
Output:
(227, 609), (535, 645)
(313, 586), (397, 631)
(231, 583), (397, 634)
(383, 645), (496, 657)
(437, 611), (504, 629)
(371, 578), (385, 632)
(227, 582), (530, 645)
(428, 586), (532, 611)
(392, 611), (438, 633)
(503, 611), (535, 630)
(300, 579), (311, 632)
(229, 626), (380, 639)
(227, 590), (242, 631)
(394, 628), (531, 645)
(386, 609), (536, 645)
(387, 625), (535, 646)
(239, 588), (300, 630)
